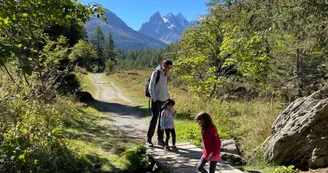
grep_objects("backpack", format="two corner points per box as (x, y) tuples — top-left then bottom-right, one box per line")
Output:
(145, 70), (160, 98)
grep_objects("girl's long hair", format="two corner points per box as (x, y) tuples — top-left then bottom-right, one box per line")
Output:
(161, 99), (175, 110)
(195, 112), (214, 136)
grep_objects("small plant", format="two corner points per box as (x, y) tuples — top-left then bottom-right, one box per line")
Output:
(121, 145), (150, 172)
(158, 165), (174, 173)
(274, 165), (297, 173)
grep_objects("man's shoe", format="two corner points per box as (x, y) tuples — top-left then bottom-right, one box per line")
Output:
(164, 146), (171, 151)
(171, 145), (178, 152)
(146, 141), (153, 147)
(158, 141), (165, 147)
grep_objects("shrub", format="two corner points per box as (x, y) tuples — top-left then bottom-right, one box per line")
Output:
(120, 145), (150, 172)
(0, 75), (93, 172)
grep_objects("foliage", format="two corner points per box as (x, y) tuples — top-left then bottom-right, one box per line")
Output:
(115, 44), (178, 70)
(156, 165), (174, 173)
(174, 5), (272, 99)
(274, 165), (297, 173)
(105, 59), (116, 73)
(103, 31), (117, 73)
(69, 39), (98, 71)
(120, 145), (150, 172)
(0, 1), (112, 172)
(0, 0), (106, 89)
(169, 0), (328, 100)
(0, 75), (93, 172)
(91, 25), (105, 71)
(103, 31), (117, 63)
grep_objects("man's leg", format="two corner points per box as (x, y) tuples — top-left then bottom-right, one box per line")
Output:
(147, 101), (161, 144)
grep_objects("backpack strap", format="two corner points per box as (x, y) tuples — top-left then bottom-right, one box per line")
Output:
(155, 70), (160, 85)
(149, 71), (161, 110)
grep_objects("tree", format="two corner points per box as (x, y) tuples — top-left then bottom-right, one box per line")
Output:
(91, 26), (105, 71)
(69, 40), (97, 71)
(0, 0), (106, 87)
(242, 0), (328, 97)
(103, 31), (117, 72)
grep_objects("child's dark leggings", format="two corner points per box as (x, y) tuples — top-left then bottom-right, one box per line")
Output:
(164, 128), (176, 146)
(197, 156), (217, 173)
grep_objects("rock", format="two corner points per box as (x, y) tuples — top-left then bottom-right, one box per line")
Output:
(264, 84), (328, 170)
(220, 139), (246, 166)
(221, 139), (240, 155)
(76, 91), (94, 102)
(221, 152), (246, 166)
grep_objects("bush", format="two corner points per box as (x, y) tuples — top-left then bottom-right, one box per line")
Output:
(120, 145), (150, 172)
(0, 76), (93, 172)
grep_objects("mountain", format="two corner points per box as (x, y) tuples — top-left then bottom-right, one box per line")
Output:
(138, 12), (190, 44)
(85, 9), (167, 50)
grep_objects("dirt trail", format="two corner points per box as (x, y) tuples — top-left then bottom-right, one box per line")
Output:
(89, 73), (149, 142)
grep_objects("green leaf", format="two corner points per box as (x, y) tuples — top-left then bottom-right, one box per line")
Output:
(3, 17), (9, 25)
(18, 153), (25, 160)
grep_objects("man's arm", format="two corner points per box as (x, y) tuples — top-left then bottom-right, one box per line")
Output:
(149, 71), (157, 101)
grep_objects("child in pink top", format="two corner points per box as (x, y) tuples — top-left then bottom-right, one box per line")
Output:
(160, 99), (177, 151)
(195, 112), (221, 173)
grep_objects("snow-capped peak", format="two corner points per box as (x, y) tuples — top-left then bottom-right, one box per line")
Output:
(139, 12), (190, 44)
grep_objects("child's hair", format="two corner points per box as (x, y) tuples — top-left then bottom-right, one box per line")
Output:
(195, 112), (214, 136)
(161, 99), (175, 109)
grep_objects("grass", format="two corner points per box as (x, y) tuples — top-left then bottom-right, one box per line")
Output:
(105, 70), (153, 117)
(77, 71), (98, 96)
(64, 106), (140, 172)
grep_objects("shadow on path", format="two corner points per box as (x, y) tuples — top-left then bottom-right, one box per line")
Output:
(87, 99), (150, 118)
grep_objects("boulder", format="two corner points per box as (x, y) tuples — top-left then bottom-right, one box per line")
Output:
(221, 152), (246, 166)
(221, 139), (246, 165)
(264, 84), (328, 170)
(221, 139), (240, 155)
(76, 91), (94, 102)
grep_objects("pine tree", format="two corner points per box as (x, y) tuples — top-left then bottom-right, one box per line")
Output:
(103, 31), (117, 62)
(91, 26), (105, 71)
(103, 31), (117, 72)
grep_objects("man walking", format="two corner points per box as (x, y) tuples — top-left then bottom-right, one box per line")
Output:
(147, 59), (173, 147)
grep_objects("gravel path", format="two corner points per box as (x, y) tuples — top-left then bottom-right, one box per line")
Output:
(90, 73), (149, 142)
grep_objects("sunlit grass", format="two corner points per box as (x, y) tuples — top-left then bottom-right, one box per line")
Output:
(105, 70), (153, 117)
(64, 104), (140, 171)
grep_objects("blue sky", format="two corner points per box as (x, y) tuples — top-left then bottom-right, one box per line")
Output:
(79, 0), (209, 30)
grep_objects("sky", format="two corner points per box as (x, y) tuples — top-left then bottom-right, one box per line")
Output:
(79, 0), (209, 31)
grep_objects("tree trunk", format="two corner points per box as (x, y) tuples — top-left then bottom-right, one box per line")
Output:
(3, 65), (19, 88)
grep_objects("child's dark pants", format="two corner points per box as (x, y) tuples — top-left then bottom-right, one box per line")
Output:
(164, 128), (176, 146)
